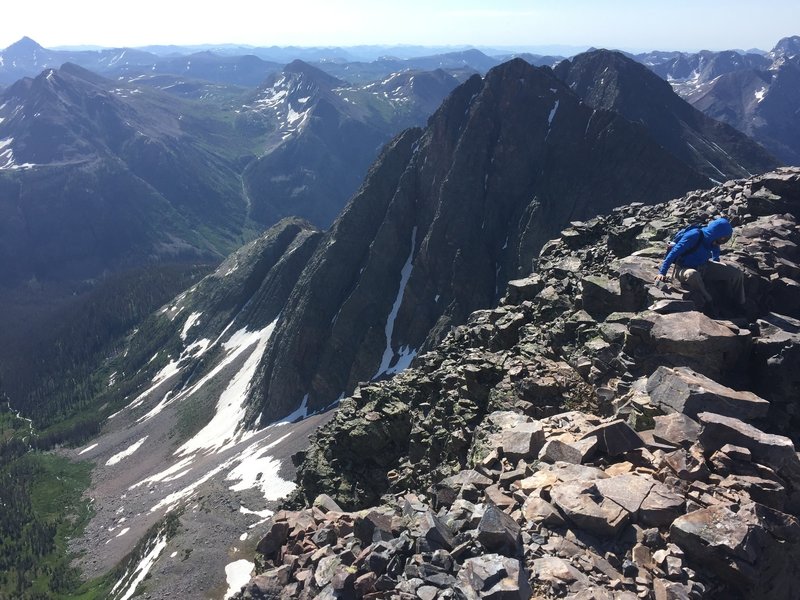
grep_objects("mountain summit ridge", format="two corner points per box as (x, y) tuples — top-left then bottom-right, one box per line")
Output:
(246, 56), (715, 425)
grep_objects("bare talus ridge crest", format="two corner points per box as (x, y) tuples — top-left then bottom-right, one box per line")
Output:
(257, 167), (800, 600)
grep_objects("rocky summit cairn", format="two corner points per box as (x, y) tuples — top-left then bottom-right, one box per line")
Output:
(234, 168), (800, 600)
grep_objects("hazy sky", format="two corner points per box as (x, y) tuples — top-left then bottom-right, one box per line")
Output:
(3, 0), (798, 52)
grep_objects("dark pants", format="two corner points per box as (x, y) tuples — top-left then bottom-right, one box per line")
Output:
(675, 261), (745, 307)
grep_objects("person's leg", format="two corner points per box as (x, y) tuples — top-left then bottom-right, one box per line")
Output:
(700, 261), (746, 305)
(675, 266), (713, 306)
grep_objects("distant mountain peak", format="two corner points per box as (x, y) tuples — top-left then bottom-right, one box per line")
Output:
(771, 35), (800, 60)
(5, 36), (44, 53)
(282, 59), (343, 87)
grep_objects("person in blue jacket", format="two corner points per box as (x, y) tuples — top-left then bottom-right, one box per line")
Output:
(654, 217), (745, 312)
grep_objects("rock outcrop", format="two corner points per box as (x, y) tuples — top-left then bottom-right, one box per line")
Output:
(236, 167), (800, 599)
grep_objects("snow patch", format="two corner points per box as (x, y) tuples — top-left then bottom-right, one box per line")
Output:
(546, 99), (560, 137)
(754, 86), (767, 102)
(225, 433), (296, 499)
(181, 312), (202, 341)
(287, 107), (305, 125)
(129, 457), (194, 489)
(150, 461), (229, 513)
(276, 394), (308, 424)
(240, 505), (273, 520)
(374, 227), (417, 379)
(106, 437), (148, 467)
(78, 443), (99, 456)
(175, 321), (279, 456)
(224, 560), (254, 599)
(110, 531), (168, 600)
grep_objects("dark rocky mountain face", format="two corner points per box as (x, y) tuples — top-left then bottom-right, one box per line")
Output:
(253, 168), (800, 600)
(239, 60), (459, 227)
(636, 37), (800, 166)
(554, 49), (780, 181)
(687, 54), (800, 165)
(246, 58), (714, 425)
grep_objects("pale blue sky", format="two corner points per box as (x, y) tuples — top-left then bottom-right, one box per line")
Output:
(3, 0), (798, 52)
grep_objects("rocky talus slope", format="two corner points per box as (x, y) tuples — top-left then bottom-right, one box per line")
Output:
(236, 167), (800, 600)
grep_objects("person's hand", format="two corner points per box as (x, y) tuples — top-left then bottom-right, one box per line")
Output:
(654, 273), (667, 284)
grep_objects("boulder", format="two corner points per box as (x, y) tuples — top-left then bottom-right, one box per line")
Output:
(538, 439), (583, 464)
(618, 255), (662, 312)
(521, 496), (566, 526)
(416, 510), (455, 551)
(670, 502), (800, 600)
(476, 505), (522, 556)
(256, 521), (290, 559)
(751, 312), (800, 404)
(581, 419), (644, 456)
(647, 366), (770, 420)
(664, 446), (710, 482)
(495, 421), (545, 460)
(628, 311), (750, 378)
(697, 412), (798, 472)
(457, 554), (533, 600)
(530, 556), (590, 590)
(581, 275), (622, 318)
(593, 474), (685, 527)
(504, 275), (544, 305)
(652, 412), (701, 448)
(550, 481), (630, 536)
(313, 494), (344, 514)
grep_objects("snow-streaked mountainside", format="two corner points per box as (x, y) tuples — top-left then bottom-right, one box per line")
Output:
(639, 36), (800, 165)
(62, 219), (330, 598)
(0, 55), (458, 422)
(238, 60), (459, 226)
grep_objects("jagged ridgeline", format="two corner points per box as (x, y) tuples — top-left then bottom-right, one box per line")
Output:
(245, 54), (769, 425)
(248, 168), (800, 600)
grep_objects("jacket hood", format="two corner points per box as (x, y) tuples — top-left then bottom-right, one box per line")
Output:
(703, 217), (733, 241)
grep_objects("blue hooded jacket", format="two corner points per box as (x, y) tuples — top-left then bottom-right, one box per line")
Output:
(659, 217), (734, 275)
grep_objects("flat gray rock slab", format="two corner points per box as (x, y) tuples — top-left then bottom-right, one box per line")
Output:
(697, 412), (797, 471)
(647, 366), (769, 420)
(550, 481), (630, 536)
(653, 412), (702, 448)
